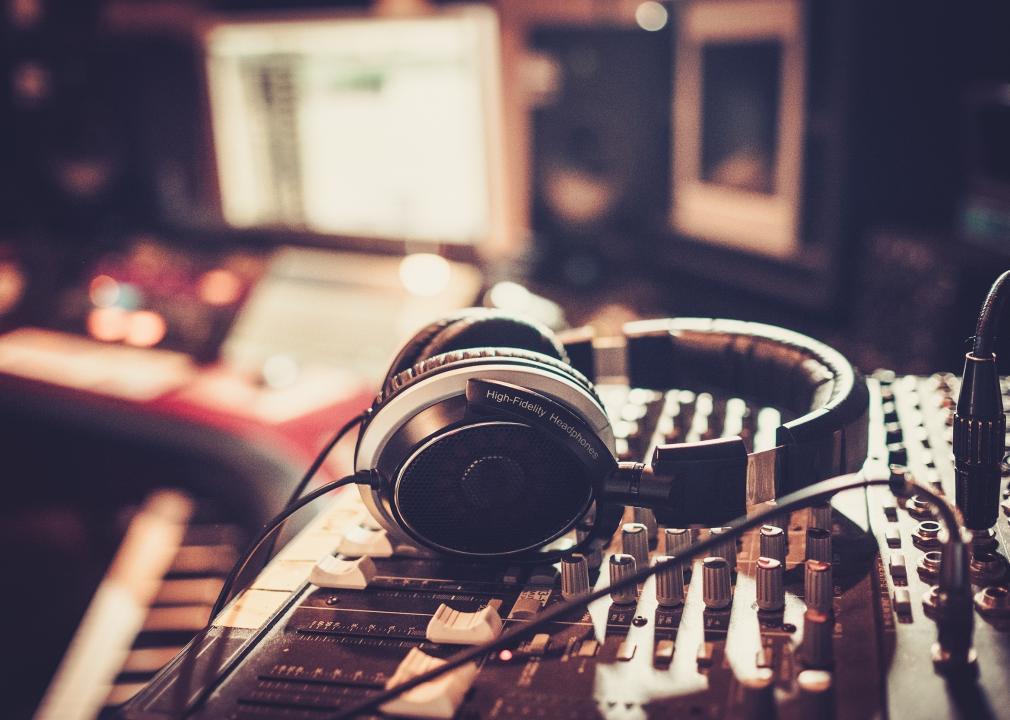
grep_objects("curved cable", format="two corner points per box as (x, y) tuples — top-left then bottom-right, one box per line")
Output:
(210, 470), (376, 619)
(260, 412), (366, 563)
(283, 412), (367, 510)
(973, 269), (1010, 356)
(328, 472), (957, 720)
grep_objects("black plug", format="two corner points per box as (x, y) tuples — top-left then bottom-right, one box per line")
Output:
(932, 535), (977, 674)
(953, 352), (1005, 531)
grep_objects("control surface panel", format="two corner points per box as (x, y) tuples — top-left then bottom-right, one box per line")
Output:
(120, 374), (1010, 719)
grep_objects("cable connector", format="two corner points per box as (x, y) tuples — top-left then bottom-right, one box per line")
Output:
(355, 467), (385, 489)
(931, 538), (977, 675)
(953, 352), (1005, 530)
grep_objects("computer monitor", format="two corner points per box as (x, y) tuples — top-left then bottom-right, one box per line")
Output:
(203, 6), (508, 251)
(671, 0), (805, 259)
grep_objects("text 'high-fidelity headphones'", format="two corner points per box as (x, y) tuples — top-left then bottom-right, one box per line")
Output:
(353, 308), (868, 560)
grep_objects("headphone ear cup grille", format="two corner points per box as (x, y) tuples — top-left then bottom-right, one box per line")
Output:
(394, 423), (593, 556)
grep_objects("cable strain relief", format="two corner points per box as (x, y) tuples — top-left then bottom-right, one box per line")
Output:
(956, 352), (1003, 418)
(356, 468), (385, 489)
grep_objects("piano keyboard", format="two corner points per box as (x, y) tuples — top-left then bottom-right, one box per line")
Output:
(34, 490), (246, 720)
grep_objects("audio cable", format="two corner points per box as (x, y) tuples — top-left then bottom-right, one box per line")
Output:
(956, 269), (1010, 531)
(328, 472), (968, 720)
(258, 411), (367, 564)
(210, 467), (379, 619)
(971, 269), (1010, 357)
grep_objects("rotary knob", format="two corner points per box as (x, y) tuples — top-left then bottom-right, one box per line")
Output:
(622, 522), (650, 571)
(759, 525), (787, 562)
(609, 553), (638, 605)
(797, 669), (834, 718)
(709, 527), (737, 568)
(806, 528), (832, 563)
(702, 556), (732, 609)
(805, 559), (833, 614)
(762, 500), (791, 535)
(664, 527), (692, 555)
(575, 523), (603, 569)
(809, 503), (832, 532)
(633, 507), (659, 543)
(653, 554), (686, 607)
(801, 609), (834, 668)
(740, 668), (777, 720)
(561, 552), (591, 600)
(756, 556), (785, 612)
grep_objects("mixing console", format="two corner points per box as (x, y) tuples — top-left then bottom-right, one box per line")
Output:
(119, 372), (1010, 719)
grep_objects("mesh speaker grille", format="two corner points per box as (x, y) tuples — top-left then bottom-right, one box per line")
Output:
(395, 423), (593, 556)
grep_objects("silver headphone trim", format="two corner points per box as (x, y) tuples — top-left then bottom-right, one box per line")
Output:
(355, 362), (615, 544)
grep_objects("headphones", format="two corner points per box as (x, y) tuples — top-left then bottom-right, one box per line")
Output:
(354, 309), (868, 560)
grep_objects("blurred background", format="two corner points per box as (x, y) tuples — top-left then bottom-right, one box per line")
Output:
(0, 0), (1008, 717)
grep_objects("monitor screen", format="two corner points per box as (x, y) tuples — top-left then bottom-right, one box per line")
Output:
(204, 8), (504, 246)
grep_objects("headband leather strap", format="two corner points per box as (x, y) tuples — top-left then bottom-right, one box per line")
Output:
(564, 318), (868, 503)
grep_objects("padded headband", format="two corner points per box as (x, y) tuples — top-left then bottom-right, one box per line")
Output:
(571, 318), (869, 502)
(383, 308), (567, 387)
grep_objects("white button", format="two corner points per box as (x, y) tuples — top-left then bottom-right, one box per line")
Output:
(893, 587), (912, 615)
(309, 555), (376, 590)
(885, 526), (901, 548)
(527, 632), (551, 655)
(426, 603), (503, 645)
(889, 552), (907, 580)
(617, 640), (636, 661)
(338, 526), (393, 558)
(381, 647), (477, 719)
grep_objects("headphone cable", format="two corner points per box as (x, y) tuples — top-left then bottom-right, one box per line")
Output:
(973, 269), (1010, 356)
(210, 467), (379, 620)
(258, 411), (367, 564)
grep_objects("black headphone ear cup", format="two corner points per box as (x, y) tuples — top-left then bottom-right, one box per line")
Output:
(394, 422), (595, 555)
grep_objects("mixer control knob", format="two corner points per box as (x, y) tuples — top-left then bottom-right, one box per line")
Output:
(740, 668), (777, 720)
(309, 555), (376, 590)
(702, 556), (733, 609)
(633, 507), (659, 543)
(561, 552), (591, 600)
(759, 525), (787, 562)
(762, 500), (791, 535)
(664, 527), (692, 555)
(801, 609), (834, 668)
(338, 526), (394, 558)
(609, 553), (638, 605)
(653, 554), (685, 607)
(381, 647), (478, 719)
(809, 503), (833, 531)
(805, 560), (834, 614)
(756, 556), (785, 611)
(806, 528), (832, 563)
(796, 669), (834, 719)
(426, 604), (503, 645)
(575, 525), (603, 569)
(622, 523), (650, 570)
(709, 527), (737, 567)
